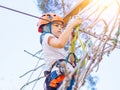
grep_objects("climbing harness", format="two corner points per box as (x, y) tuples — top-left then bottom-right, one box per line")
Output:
(44, 59), (73, 90)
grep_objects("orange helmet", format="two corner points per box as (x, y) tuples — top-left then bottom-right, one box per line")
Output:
(38, 13), (64, 33)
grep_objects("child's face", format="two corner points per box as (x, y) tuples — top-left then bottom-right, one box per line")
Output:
(51, 21), (64, 37)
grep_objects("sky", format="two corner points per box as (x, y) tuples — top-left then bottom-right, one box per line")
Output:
(0, 0), (120, 90)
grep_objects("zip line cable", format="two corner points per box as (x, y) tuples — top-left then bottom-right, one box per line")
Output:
(0, 4), (49, 21)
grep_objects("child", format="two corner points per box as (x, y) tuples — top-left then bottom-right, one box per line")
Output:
(38, 13), (81, 90)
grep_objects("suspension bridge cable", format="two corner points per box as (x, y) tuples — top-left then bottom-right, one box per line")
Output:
(0, 4), (49, 21)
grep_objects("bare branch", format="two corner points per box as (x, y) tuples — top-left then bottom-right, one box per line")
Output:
(19, 64), (45, 78)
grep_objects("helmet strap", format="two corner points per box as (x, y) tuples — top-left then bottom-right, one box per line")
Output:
(49, 22), (52, 33)
(40, 22), (52, 44)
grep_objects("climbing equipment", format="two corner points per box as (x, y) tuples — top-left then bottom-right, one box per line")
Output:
(38, 13), (64, 33)
(44, 59), (73, 89)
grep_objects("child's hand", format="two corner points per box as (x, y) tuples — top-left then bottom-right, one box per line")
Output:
(68, 16), (82, 28)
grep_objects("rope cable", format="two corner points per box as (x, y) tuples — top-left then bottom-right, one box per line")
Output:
(0, 4), (49, 21)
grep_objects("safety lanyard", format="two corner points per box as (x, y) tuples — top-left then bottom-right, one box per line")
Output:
(66, 26), (80, 66)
